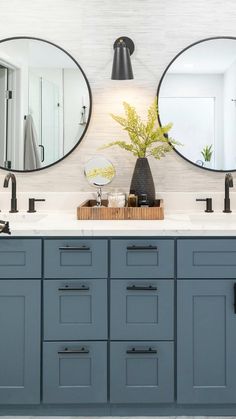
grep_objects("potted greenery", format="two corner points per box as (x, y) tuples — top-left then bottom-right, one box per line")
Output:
(102, 99), (177, 204)
(201, 144), (213, 168)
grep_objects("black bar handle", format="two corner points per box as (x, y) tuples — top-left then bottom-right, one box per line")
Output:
(127, 347), (157, 354)
(59, 245), (90, 251)
(127, 245), (158, 251)
(38, 144), (45, 162)
(126, 285), (157, 291)
(58, 347), (89, 355)
(58, 285), (89, 291)
(234, 283), (236, 314)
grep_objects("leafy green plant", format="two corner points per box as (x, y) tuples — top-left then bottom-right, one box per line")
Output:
(201, 144), (213, 162)
(101, 99), (179, 159)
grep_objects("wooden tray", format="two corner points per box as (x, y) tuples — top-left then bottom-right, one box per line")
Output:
(77, 199), (164, 220)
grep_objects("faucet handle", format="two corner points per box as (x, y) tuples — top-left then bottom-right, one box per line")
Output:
(27, 198), (46, 213)
(196, 198), (214, 213)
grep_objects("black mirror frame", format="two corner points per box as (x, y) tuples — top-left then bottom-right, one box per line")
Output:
(157, 36), (236, 173)
(0, 36), (92, 173)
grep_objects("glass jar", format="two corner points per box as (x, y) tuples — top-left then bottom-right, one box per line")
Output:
(108, 192), (126, 208)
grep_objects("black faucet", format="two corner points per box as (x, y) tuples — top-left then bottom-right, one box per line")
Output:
(223, 173), (234, 213)
(3, 173), (18, 213)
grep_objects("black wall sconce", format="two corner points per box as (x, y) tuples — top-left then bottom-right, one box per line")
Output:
(111, 36), (135, 80)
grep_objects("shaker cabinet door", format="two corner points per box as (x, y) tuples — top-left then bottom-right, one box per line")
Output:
(177, 279), (236, 404)
(0, 280), (41, 404)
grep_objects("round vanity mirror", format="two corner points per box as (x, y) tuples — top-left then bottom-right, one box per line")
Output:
(0, 37), (91, 172)
(157, 37), (236, 172)
(84, 156), (116, 186)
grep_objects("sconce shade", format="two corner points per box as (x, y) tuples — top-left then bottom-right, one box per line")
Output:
(111, 37), (134, 80)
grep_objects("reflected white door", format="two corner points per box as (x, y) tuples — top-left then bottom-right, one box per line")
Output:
(159, 97), (215, 167)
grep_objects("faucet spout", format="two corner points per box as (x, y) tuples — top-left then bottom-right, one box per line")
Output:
(223, 173), (233, 213)
(3, 173), (18, 213)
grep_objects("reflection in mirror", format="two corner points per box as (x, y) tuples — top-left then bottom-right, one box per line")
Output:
(84, 157), (116, 206)
(158, 37), (236, 171)
(0, 37), (91, 172)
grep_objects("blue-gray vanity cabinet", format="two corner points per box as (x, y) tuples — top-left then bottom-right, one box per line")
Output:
(0, 280), (41, 404)
(177, 239), (236, 278)
(110, 239), (174, 278)
(177, 279), (236, 404)
(110, 279), (174, 340)
(43, 341), (107, 403)
(44, 279), (107, 340)
(0, 239), (41, 278)
(110, 341), (174, 403)
(44, 239), (108, 278)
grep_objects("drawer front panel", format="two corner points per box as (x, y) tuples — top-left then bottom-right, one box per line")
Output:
(110, 341), (174, 403)
(44, 280), (107, 340)
(0, 239), (41, 278)
(178, 239), (236, 278)
(110, 280), (174, 340)
(44, 239), (108, 278)
(43, 341), (107, 403)
(110, 239), (174, 278)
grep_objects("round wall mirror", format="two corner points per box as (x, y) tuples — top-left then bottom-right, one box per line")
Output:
(157, 37), (236, 172)
(0, 36), (91, 172)
(84, 157), (116, 186)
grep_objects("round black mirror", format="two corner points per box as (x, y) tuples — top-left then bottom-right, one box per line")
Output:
(0, 36), (92, 172)
(157, 37), (236, 172)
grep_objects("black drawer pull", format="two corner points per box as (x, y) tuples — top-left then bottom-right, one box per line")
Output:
(59, 245), (90, 251)
(58, 347), (89, 354)
(127, 245), (158, 251)
(234, 283), (236, 314)
(58, 285), (90, 291)
(126, 285), (157, 291)
(127, 347), (157, 354)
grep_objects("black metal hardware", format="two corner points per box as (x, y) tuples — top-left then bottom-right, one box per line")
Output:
(127, 347), (157, 354)
(58, 285), (90, 291)
(196, 198), (214, 213)
(38, 144), (45, 162)
(127, 245), (157, 251)
(59, 245), (90, 251)
(3, 173), (18, 213)
(58, 347), (89, 355)
(27, 198), (46, 213)
(223, 173), (233, 213)
(0, 220), (11, 235)
(126, 285), (157, 291)
(234, 283), (236, 314)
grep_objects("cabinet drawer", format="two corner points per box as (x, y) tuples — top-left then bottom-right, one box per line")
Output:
(44, 239), (108, 278)
(178, 239), (236, 278)
(44, 279), (107, 340)
(110, 239), (174, 278)
(43, 341), (107, 403)
(110, 280), (174, 340)
(110, 341), (174, 403)
(0, 239), (41, 278)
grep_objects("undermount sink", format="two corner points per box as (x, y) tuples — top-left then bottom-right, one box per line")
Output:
(0, 212), (48, 223)
(189, 213), (236, 223)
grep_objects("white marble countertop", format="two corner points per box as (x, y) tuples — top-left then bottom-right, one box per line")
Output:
(0, 191), (236, 236)
(2, 210), (236, 236)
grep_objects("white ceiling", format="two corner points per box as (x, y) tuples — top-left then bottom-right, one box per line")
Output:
(168, 38), (236, 74)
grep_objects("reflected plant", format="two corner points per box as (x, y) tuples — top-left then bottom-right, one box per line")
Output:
(86, 165), (115, 181)
(201, 144), (213, 162)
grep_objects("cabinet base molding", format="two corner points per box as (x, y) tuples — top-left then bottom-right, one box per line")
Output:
(2, 403), (236, 416)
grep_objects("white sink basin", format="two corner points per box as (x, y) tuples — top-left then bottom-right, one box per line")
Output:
(0, 212), (48, 223)
(189, 213), (236, 223)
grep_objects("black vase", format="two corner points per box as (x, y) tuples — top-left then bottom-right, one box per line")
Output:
(130, 157), (155, 204)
